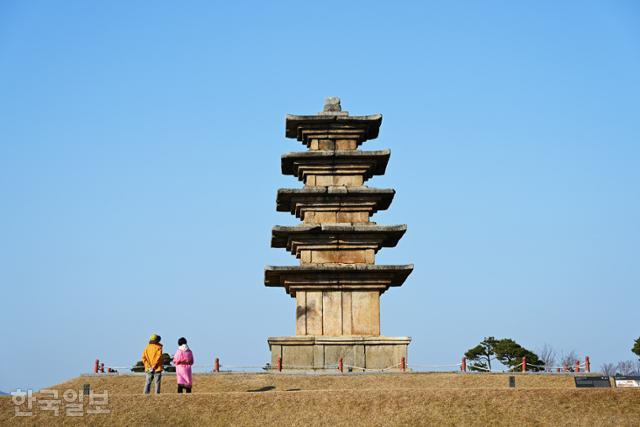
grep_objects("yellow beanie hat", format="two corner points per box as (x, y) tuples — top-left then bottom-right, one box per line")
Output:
(149, 333), (160, 342)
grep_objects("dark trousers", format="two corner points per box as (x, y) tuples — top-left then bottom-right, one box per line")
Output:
(178, 384), (192, 393)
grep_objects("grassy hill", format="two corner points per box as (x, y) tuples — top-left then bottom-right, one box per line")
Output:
(2, 372), (639, 425)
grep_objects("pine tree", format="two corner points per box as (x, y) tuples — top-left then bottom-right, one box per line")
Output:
(465, 337), (545, 372)
(493, 339), (544, 372)
(465, 337), (498, 371)
(632, 337), (640, 359)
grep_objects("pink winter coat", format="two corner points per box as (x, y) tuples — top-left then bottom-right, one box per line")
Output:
(173, 345), (194, 385)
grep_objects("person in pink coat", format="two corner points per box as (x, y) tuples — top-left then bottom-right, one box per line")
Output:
(172, 337), (194, 393)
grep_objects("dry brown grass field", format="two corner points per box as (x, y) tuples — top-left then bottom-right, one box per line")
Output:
(1, 372), (639, 426)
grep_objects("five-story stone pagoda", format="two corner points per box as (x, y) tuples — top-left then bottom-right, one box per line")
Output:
(265, 97), (413, 371)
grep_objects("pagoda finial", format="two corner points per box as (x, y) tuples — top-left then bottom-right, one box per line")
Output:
(319, 96), (348, 116)
(323, 96), (341, 112)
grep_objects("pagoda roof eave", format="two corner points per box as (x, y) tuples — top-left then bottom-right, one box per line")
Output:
(264, 264), (414, 289)
(271, 224), (407, 249)
(285, 113), (383, 140)
(276, 187), (395, 214)
(281, 149), (391, 177)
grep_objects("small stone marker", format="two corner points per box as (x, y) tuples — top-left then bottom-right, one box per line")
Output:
(509, 376), (515, 388)
(574, 376), (611, 388)
(613, 376), (640, 388)
(83, 383), (91, 396)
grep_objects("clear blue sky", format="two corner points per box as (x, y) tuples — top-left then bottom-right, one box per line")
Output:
(1, 1), (638, 391)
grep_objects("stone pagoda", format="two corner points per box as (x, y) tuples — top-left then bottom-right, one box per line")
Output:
(265, 97), (413, 371)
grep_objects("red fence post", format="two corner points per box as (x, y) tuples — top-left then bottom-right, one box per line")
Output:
(278, 356), (282, 372)
(461, 357), (466, 372)
(575, 360), (580, 373)
(556, 367), (560, 373)
(214, 357), (220, 373)
(585, 356), (590, 373)
(338, 357), (343, 373)
(100, 363), (105, 373)
(401, 357), (406, 372)
(522, 356), (526, 373)
(94, 359), (99, 374)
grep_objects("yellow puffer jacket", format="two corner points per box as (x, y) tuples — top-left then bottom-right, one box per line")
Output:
(142, 343), (164, 372)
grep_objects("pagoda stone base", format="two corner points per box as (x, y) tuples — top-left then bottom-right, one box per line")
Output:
(268, 336), (410, 371)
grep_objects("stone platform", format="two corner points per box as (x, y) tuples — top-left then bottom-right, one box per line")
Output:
(268, 336), (410, 371)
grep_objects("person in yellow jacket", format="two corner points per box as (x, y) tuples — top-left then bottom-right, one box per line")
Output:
(142, 334), (163, 394)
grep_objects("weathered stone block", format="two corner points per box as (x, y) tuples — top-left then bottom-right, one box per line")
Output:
(354, 344), (366, 370)
(307, 174), (364, 187)
(336, 139), (357, 150)
(351, 291), (380, 335)
(306, 291), (323, 335)
(304, 211), (337, 223)
(365, 344), (407, 370)
(282, 345), (314, 369)
(365, 249), (375, 264)
(318, 140), (334, 150)
(296, 292), (306, 335)
(324, 345), (356, 367)
(335, 175), (363, 186)
(270, 345), (282, 366)
(313, 345), (325, 369)
(341, 292), (352, 335)
(336, 211), (370, 223)
(314, 175), (334, 187)
(311, 249), (369, 264)
(300, 250), (312, 264)
(322, 291), (342, 336)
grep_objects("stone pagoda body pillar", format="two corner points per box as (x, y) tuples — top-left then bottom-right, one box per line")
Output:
(265, 97), (413, 371)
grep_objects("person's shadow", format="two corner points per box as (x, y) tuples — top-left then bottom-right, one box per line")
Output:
(247, 386), (276, 392)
